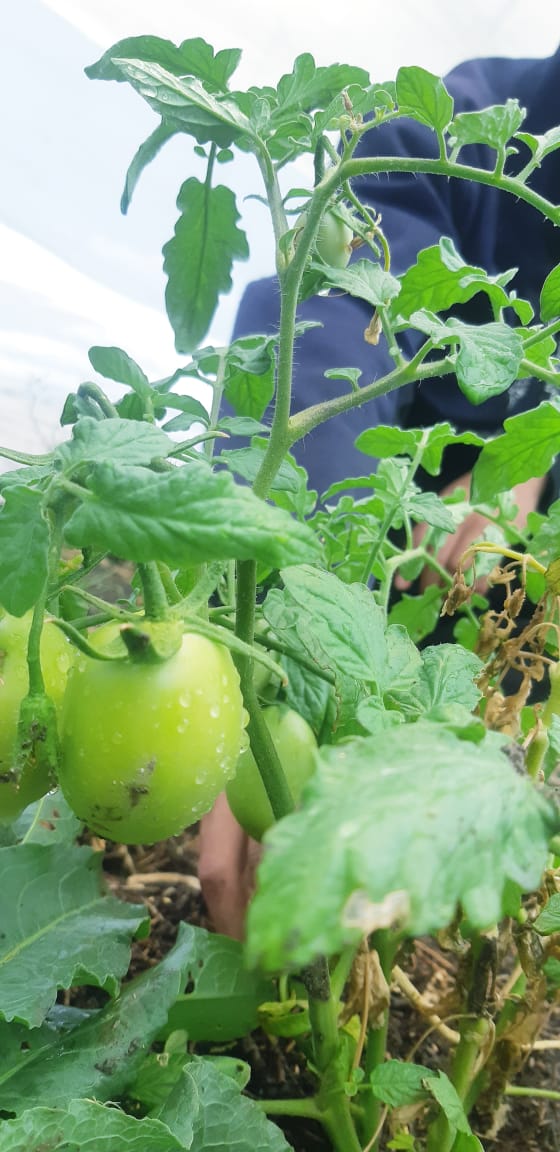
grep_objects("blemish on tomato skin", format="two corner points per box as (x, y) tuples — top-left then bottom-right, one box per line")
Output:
(128, 783), (150, 808)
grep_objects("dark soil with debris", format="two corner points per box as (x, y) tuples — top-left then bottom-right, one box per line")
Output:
(88, 829), (560, 1152)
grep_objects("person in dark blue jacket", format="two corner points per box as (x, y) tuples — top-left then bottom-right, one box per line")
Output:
(199, 48), (560, 938)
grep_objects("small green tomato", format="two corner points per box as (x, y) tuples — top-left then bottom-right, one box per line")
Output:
(226, 704), (317, 841)
(315, 210), (353, 268)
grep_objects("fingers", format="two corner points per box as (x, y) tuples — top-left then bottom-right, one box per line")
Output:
(198, 792), (262, 940)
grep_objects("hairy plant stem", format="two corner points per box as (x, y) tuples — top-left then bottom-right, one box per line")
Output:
(27, 507), (65, 694)
(359, 931), (397, 1150)
(505, 1084), (560, 1102)
(76, 381), (119, 418)
(137, 562), (170, 621)
(299, 959), (362, 1152)
(288, 353), (456, 446)
(340, 155), (560, 227)
(426, 1016), (492, 1152)
(234, 558), (294, 821)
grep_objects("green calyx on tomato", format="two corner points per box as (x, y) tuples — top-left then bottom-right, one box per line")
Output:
(226, 704), (317, 841)
(0, 612), (73, 822)
(58, 626), (248, 845)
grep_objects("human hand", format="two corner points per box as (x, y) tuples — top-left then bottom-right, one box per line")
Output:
(395, 472), (546, 593)
(198, 792), (262, 940)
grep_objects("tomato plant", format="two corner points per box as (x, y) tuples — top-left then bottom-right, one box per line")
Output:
(58, 627), (247, 844)
(226, 704), (317, 840)
(2, 34), (560, 1152)
(0, 612), (73, 821)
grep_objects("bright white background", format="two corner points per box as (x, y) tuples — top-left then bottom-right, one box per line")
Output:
(1, 1), (559, 457)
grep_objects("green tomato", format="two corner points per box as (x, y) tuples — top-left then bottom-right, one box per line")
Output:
(226, 704), (317, 841)
(0, 612), (73, 821)
(315, 210), (353, 268)
(58, 629), (247, 844)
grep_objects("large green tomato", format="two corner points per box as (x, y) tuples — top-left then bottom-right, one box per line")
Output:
(226, 705), (317, 841)
(0, 612), (73, 821)
(58, 628), (247, 844)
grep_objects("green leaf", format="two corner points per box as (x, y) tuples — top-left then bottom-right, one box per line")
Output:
(162, 393), (211, 433)
(218, 416), (269, 436)
(526, 499), (560, 569)
(396, 66), (453, 133)
(472, 401), (560, 501)
(279, 651), (334, 740)
(393, 238), (523, 323)
(318, 259), (401, 308)
(534, 892), (560, 935)
(56, 417), (171, 469)
(130, 1046), (250, 1113)
(383, 642), (483, 718)
(120, 120), (180, 213)
(449, 99), (525, 153)
(371, 1059), (436, 1106)
(0, 1099), (184, 1151)
(0, 923), (197, 1112)
(355, 421), (484, 477)
(218, 446), (295, 490)
(110, 60), (252, 149)
(452, 1134), (485, 1152)
(88, 346), (151, 398)
(274, 54), (370, 116)
(406, 490), (455, 532)
(425, 1072), (472, 1134)
(0, 467), (51, 495)
(86, 35), (241, 90)
(247, 723), (558, 970)
(160, 926), (274, 1042)
(157, 1058), (292, 1151)
(64, 460), (320, 570)
(222, 335), (276, 420)
(516, 125), (560, 170)
(388, 587), (443, 643)
(163, 179), (249, 354)
(10, 790), (82, 846)
(278, 566), (387, 683)
(540, 262), (560, 322)
(0, 487), (49, 616)
(0, 843), (148, 1027)
(410, 312), (524, 404)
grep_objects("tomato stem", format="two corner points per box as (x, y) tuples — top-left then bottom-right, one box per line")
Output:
(137, 562), (171, 620)
(359, 930), (397, 1150)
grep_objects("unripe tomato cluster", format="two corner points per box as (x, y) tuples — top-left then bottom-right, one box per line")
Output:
(0, 612), (316, 845)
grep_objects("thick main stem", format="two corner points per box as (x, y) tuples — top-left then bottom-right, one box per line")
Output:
(302, 959), (363, 1152)
(359, 931), (397, 1150)
(426, 1016), (492, 1152)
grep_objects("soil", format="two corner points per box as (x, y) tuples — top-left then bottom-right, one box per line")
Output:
(91, 829), (560, 1152)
